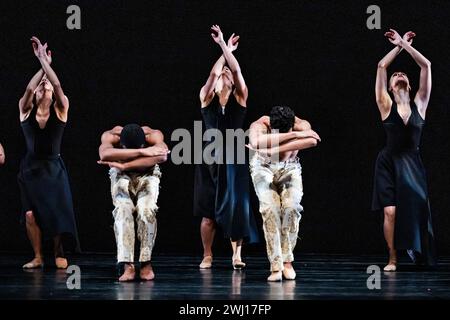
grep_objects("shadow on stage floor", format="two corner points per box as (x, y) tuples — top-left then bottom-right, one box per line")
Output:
(0, 253), (449, 300)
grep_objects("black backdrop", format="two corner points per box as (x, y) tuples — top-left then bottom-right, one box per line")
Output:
(0, 0), (449, 257)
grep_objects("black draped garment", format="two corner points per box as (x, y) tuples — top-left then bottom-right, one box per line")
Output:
(18, 101), (79, 252)
(372, 102), (436, 265)
(194, 98), (258, 243)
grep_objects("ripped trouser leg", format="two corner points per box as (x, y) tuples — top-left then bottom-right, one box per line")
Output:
(135, 167), (161, 262)
(110, 169), (136, 263)
(250, 157), (283, 272)
(250, 155), (304, 271)
(110, 166), (161, 263)
(279, 165), (303, 262)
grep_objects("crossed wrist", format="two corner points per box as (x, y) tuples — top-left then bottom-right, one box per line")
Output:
(398, 39), (408, 48)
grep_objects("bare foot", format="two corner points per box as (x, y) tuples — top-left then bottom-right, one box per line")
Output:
(23, 257), (44, 269)
(231, 255), (245, 270)
(199, 256), (213, 269)
(384, 249), (397, 272)
(55, 257), (68, 269)
(140, 263), (155, 281)
(267, 271), (282, 282)
(282, 263), (296, 280)
(232, 259), (246, 270)
(383, 263), (397, 272)
(119, 264), (136, 282)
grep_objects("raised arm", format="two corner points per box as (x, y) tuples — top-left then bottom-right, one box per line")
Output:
(399, 32), (432, 114)
(0, 143), (5, 165)
(98, 127), (144, 161)
(375, 37), (403, 116)
(19, 69), (45, 117)
(211, 25), (248, 104)
(200, 32), (241, 107)
(199, 56), (226, 107)
(31, 37), (69, 116)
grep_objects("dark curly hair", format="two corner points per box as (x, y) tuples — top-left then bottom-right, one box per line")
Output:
(120, 124), (146, 149)
(269, 106), (295, 133)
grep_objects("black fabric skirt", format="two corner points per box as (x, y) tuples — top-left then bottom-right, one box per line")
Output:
(194, 162), (259, 244)
(372, 148), (436, 266)
(18, 155), (80, 252)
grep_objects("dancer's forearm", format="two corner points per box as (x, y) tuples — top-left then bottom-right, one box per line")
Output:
(122, 155), (167, 171)
(25, 69), (45, 91)
(259, 138), (318, 156)
(20, 69), (45, 113)
(99, 148), (143, 162)
(252, 132), (298, 149)
(38, 58), (67, 108)
(218, 41), (241, 74)
(377, 46), (402, 69)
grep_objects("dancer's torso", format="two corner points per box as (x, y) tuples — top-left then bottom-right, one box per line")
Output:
(382, 102), (424, 154)
(201, 96), (246, 131)
(21, 103), (66, 158)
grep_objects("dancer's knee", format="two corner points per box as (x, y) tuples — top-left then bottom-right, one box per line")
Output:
(384, 206), (396, 221)
(25, 211), (36, 225)
(201, 217), (215, 228)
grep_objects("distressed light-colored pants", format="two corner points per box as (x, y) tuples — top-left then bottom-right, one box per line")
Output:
(109, 165), (161, 263)
(250, 154), (303, 272)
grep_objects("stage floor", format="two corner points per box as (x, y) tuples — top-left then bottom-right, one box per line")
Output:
(0, 253), (449, 300)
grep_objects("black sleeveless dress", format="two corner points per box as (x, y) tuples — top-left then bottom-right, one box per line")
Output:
(372, 102), (436, 265)
(193, 98), (258, 243)
(17, 102), (80, 252)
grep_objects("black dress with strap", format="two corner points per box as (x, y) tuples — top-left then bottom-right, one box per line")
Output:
(372, 102), (436, 265)
(17, 102), (80, 252)
(193, 98), (259, 243)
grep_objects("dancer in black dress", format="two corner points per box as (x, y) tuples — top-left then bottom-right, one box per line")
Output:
(194, 25), (258, 269)
(18, 37), (79, 269)
(373, 29), (436, 271)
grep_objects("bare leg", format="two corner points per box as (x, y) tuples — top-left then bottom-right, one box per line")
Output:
(231, 239), (246, 269)
(23, 211), (44, 269)
(54, 235), (68, 269)
(383, 206), (397, 271)
(199, 218), (215, 268)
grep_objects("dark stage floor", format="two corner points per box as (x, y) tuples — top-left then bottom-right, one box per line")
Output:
(0, 253), (449, 300)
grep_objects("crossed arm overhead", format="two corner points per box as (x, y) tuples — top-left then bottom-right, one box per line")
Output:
(376, 30), (431, 118)
(248, 116), (320, 157)
(98, 126), (169, 171)
(200, 26), (242, 107)
(31, 37), (69, 115)
(198, 24), (249, 109)
(211, 25), (248, 106)
(19, 37), (69, 120)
